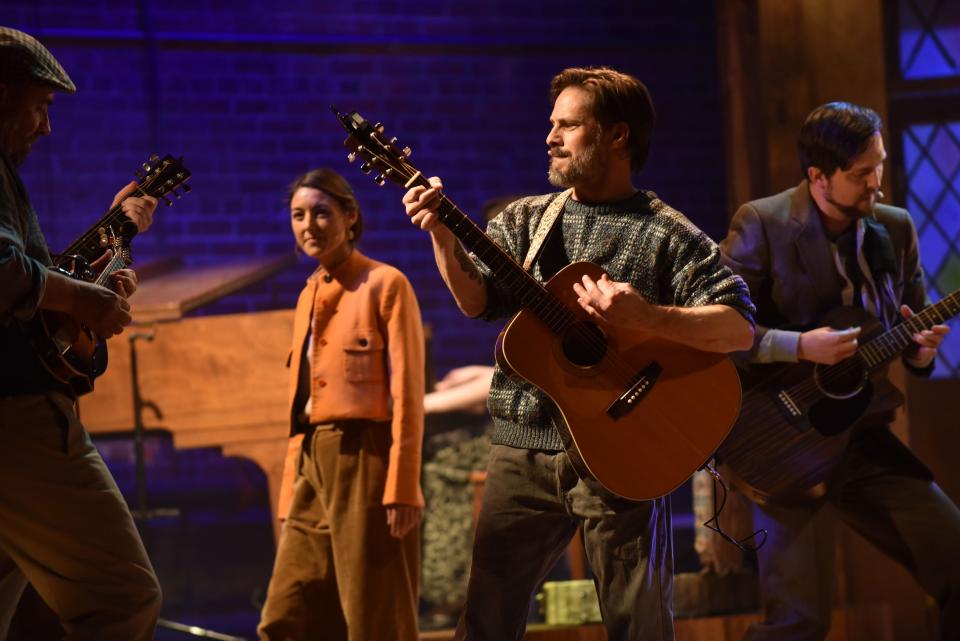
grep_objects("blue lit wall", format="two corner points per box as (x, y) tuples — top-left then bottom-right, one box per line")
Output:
(897, 0), (960, 377)
(899, 0), (960, 79)
(902, 123), (960, 375)
(6, 1), (729, 378)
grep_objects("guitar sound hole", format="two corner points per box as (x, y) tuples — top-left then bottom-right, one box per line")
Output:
(813, 360), (867, 399)
(562, 321), (607, 368)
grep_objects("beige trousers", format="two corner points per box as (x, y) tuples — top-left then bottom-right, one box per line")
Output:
(258, 420), (419, 641)
(0, 393), (161, 641)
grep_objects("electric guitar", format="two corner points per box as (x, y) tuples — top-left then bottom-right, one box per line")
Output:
(333, 107), (742, 501)
(717, 291), (959, 504)
(28, 154), (191, 396)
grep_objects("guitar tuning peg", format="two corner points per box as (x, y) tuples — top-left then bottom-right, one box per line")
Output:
(150, 154), (160, 162)
(360, 162), (372, 174)
(142, 162), (151, 171)
(389, 137), (398, 144)
(402, 146), (412, 158)
(347, 152), (357, 163)
(373, 122), (385, 133)
(373, 174), (386, 186)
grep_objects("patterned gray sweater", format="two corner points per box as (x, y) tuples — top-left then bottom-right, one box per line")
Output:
(475, 190), (755, 451)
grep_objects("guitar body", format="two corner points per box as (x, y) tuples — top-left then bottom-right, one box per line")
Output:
(496, 262), (743, 501)
(717, 306), (905, 504)
(28, 310), (107, 396)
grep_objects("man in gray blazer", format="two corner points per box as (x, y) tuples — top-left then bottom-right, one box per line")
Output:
(720, 102), (960, 641)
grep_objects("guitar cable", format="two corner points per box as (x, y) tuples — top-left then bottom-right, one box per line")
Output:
(701, 462), (768, 552)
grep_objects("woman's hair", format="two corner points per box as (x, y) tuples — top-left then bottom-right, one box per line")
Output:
(286, 168), (363, 243)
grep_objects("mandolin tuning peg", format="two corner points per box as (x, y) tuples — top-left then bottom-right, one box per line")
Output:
(347, 151), (357, 163)
(161, 196), (173, 206)
(142, 162), (152, 172)
(150, 154), (160, 162)
(135, 169), (144, 179)
(360, 162), (372, 175)
(373, 122), (385, 134)
(373, 174), (386, 186)
(402, 146), (412, 158)
(389, 137), (398, 144)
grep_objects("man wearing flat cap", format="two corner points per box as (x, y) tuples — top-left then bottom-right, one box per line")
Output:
(0, 26), (162, 640)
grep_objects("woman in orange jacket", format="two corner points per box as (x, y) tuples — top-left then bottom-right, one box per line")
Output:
(258, 168), (425, 641)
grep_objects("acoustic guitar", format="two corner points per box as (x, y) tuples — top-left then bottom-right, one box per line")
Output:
(333, 107), (742, 501)
(717, 291), (959, 504)
(28, 154), (191, 395)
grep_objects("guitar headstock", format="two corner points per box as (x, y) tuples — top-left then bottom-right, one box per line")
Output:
(135, 154), (192, 205)
(333, 107), (425, 190)
(57, 154), (193, 263)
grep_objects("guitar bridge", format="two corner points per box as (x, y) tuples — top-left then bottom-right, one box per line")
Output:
(606, 361), (663, 419)
(774, 388), (810, 432)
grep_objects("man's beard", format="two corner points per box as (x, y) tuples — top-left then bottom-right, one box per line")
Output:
(547, 132), (605, 188)
(824, 184), (878, 222)
(0, 126), (32, 166)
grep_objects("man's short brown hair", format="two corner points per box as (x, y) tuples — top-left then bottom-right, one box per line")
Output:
(550, 67), (655, 171)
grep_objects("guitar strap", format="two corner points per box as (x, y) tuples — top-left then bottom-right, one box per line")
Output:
(522, 189), (572, 272)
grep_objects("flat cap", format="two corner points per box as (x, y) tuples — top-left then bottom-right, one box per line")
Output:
(0, 26), (76, 93)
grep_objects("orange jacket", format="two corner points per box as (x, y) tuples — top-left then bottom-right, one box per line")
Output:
(277, 250), (425, 518)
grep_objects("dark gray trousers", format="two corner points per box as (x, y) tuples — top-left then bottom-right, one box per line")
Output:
(454, 444), (674, 641)
(747, 432), (960, 641)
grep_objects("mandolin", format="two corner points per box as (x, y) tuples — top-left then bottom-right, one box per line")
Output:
(28, 154), (191, 395)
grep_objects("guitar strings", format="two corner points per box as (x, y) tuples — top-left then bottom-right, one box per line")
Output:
(435, 194), (651, 390)
(62, 184), (154, 259)
(778, 294), (958, 404)
(388, 146), (650, 390)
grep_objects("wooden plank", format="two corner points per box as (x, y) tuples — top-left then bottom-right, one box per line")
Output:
(129, 254), (296, 322)
(80, 308), (293, 437)
(81, 309), (294, 540)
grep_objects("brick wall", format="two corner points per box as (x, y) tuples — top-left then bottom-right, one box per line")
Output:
(7, 1), (726, 376)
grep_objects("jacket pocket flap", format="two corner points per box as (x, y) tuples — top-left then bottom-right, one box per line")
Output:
(344, 328), (384, 352)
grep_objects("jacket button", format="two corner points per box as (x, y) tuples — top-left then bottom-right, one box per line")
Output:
(323, 273), (333, 283)
(358, 338), (368, 347)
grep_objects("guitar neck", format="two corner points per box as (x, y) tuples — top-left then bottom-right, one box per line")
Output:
(93, 249), (128, 286)
(60, 190), (149, 262)
(433, 194), (578, 334)
(858, 288), (960, 370)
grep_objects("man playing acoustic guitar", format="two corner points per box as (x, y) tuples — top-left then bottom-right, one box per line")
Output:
(0, 26), (161, 640)
(720, 102), (960, 641)
(404, 66), (755, 641)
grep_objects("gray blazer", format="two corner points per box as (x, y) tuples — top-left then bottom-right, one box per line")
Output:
(720, 180), (928, 359)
